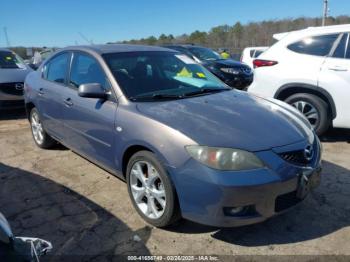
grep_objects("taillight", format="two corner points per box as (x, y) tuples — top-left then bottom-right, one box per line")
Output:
(253, 59), (278, 68)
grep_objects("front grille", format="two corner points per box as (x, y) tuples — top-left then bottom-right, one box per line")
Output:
(275, 190), (302, 212)
(279, 150), (311, 165)
(0, 82), (24, 96)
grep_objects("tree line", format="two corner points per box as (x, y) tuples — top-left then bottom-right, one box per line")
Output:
(8, 15), (350, 59)
(117, 15), (350, 55)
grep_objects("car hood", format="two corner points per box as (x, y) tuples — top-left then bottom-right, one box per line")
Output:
(0, 68), (32, 83)
(135, 90), (313, 151)
(203, 59), (246, 68)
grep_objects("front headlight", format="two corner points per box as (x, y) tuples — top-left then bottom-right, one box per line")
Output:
(220, 68), (240, 75)
(185, 146), (264, 171)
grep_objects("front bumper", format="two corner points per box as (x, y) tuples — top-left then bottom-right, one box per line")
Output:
(0, 100), (24, 110)
(223, 75), (253, 90)
(169, 140), (322, 227)
(0, 83), (24, 109)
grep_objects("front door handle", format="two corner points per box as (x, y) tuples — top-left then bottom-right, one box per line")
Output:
(64, 98), (73, 107)
(38, 88), (45, 96)
(328, 66), (348, 72)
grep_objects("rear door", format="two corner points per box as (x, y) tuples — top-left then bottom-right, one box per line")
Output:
(319, 33), (350, 128)
(62, 51), (117, 170)
(37, 52), (71, 139)
(285, 33), (340, 86)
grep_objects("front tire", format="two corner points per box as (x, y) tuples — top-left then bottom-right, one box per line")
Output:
(285, 93), (331, 135)
(126, 151), (180, 227)
(30, 108), (56, 149)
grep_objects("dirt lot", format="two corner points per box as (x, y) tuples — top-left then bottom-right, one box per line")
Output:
(0, 110), (349, 261)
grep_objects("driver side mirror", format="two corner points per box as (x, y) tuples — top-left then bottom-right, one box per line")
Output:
(27, 63), (38, 70)
(78, 83), (107, 99)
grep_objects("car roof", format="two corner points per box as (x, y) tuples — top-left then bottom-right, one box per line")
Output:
(61, 44), (176, 54)
(243, 47), (269, 51)
(273, 23), (350, 41)
(0, 48), (12, 52)
(164, 44), (207, 49)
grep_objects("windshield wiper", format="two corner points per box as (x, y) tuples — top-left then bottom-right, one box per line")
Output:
(130, 93), (183, 101)
(183, 88), (230, 97)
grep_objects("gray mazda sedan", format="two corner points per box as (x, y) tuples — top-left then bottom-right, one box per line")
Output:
(24, 45), (322, 227)
(0, 48), (32, 110)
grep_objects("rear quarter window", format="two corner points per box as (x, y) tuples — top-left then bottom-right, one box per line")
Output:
(287, 34), (339, 57)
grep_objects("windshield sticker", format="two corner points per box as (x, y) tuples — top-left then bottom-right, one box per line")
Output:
(175, 54), (196, 64)
(196, 72), (206, 78)
(177, 67), (193, 78)
(5, 56), (12, 60)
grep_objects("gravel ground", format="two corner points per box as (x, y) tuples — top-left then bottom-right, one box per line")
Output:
(0, 110), (349, 261)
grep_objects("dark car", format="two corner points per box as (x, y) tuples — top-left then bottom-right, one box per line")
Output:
(163, 45), (253, 90)
(24, 44), (321, 228)
(0, 48), (32, 110)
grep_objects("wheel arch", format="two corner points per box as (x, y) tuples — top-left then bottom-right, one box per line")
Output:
(25, 102), (36, 120)
(274, 83), (337, 119)
(121, 145), (154, 178)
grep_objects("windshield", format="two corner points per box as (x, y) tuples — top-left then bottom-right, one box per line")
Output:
(0, 51), (26, 69)
(103, 51), (229, 101)
(188, 47), (222, 61)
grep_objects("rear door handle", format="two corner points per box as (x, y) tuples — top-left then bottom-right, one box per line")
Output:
(328, 66), (348, 72)
(64, 98), (73, 107)
(38, 88), (45, 96)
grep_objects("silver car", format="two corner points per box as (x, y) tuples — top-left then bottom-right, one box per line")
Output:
(0, 48), (32, 110)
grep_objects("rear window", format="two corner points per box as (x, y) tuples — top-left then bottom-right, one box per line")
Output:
(253, 50), (264, 58)
(287, 34), (339, 57)
(0, 51), (26, 69)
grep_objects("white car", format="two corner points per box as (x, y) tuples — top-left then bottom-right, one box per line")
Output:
(241, 46), (269, 68)
(248, 24), (350, 135)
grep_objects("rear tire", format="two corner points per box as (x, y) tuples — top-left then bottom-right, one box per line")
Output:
(30, 108), (56, 149)
(126, 151), (180, 227)
(285, 93), (331, 135)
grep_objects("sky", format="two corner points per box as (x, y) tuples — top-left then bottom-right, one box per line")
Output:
(1, 0), (349, 47)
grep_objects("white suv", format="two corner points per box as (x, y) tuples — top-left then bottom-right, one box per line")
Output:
(248, 24), (350, 135)
(241, 46), (268, 68)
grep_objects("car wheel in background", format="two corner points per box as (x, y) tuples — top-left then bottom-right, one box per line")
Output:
(30, 108), (56, 149)
(126, 151), (180, 227)
(285, 93), (331, 135)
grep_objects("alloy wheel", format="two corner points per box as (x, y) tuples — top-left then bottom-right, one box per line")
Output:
(31, 111), (44, 145)
(292, 100), (320, 129)
(129, 161), (166, 219)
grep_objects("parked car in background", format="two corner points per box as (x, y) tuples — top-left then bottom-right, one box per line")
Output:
(0, 48), (32, 110)
(241, 46), (269, 68)
(164, 44), (253, 90)
(25, 44), (321, 228)
(29, 48), (57, 69)
(248, 24), (350, 135)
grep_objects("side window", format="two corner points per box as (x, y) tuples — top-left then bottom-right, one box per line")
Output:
(44, 53), (70, 84)
(254, 50), (264, 58)
(70, 53), (110, 90)
(287, 34), (339, 56)
(250, 50), (255, 58)
(332, 34), (348, 59)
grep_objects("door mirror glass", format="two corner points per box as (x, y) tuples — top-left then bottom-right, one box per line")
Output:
(78, 83), (106, 99)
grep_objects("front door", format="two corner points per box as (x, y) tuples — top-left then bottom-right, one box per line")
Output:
(319, 33), (350, 128)
(62, 51), (117, 170)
